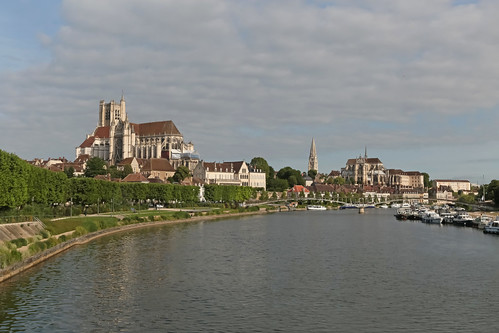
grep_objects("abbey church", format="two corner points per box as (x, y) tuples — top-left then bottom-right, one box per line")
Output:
(76, 95), (199, 169)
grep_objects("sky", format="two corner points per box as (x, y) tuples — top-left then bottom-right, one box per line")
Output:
(0, 0), (498, 184)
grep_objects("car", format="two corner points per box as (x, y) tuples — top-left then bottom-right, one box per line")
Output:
(156, 204), (164, 209)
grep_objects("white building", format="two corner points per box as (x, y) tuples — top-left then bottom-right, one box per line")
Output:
(193, 161), (266, 189)
(433, 179), (471, 193)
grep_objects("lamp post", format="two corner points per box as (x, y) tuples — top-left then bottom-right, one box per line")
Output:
(70, 196), (73, 217)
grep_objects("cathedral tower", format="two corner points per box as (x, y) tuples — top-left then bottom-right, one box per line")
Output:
(308, 138), (318, 172)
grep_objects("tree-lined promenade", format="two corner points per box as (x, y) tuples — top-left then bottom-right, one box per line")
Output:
(0, 150), (255, 217)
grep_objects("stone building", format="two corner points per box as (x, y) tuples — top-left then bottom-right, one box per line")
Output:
(341, 150), (386, 186)
(386, 169), (424, 189)
(76, 95), (199, 170)
(308, 138), (318, 172)
(432, 179), (471, 193)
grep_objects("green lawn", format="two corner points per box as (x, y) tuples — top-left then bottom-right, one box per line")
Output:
(44, 216), (120, 235)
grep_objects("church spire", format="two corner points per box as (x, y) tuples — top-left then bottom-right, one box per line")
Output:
(308, 138), (318, 172)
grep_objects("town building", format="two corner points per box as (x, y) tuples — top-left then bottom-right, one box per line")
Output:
(386, 169), (424, 189)
(193, 161), (266, 189)
(76, 95), (199, 170)
(432, 179), (471, 193)
(287, 185), (310, 198)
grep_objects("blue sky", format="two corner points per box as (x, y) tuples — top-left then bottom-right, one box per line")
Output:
(0, 0), (498, 184)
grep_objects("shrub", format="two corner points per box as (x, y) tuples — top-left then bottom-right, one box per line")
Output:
(10, 238), (28, 248)
(173, 211), (190, 219)
(40, 230), (51, 239)
(0, 246), (23, 268)
(28, 241), (47, 255)
(58, 235), (67, 242)
(72, 226), (88, 238)
(98, 220), (117, 229)
(82, 221), (99, 233)
(44, 237), (59, 248)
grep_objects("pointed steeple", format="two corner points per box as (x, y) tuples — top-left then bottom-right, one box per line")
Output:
(365, 146), (367, 158)
(308, 138), (318, 172)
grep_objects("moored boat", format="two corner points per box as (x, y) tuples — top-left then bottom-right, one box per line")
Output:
(483, 219), (499, 234)
(473, 215), (493, 229)
(307, 205), (327, 211)
(421, 211), (443, 224)
(453, 212), (474, 227)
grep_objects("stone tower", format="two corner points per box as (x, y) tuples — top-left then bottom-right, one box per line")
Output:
(308, 138), (318, 172)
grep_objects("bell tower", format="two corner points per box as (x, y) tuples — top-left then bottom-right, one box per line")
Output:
(308, 138), (318, 172)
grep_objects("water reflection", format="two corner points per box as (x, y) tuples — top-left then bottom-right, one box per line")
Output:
(1, 210), (499, 332)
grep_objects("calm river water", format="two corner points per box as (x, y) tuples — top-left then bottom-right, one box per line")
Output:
(1, 209), (499, 332)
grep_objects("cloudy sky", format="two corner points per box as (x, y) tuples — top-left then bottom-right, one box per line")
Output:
(1, 0), (498, 183)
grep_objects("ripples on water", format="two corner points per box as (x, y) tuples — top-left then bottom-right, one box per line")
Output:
(1, 210), (499, 332)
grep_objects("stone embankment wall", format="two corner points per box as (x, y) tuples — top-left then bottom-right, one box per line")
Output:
(0, 222), (45, 242)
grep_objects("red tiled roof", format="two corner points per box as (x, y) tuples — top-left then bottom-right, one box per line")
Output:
(132, 121), (181, 136)
(74, 154), (90, 163)
(79, 136), (95, 148)
(142, 158), (175, 172)
(117, 157), (135, 166)
(94, 126), (110, 138)
(288, 185), (310, 193)
(123, 173), (149, 182)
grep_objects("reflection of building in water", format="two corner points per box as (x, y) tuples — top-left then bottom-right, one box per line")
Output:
(341, 148), (386, 185)
(76, 95), (199, 171)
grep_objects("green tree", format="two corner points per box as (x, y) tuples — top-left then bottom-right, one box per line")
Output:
(250, 157), (270, 178)
(267, 178), (289, 192)
(172, 166), (190, 183)
(276, 166), (304, 188)
(84, 157), (107, 178)
(64, 166), (75, 178)
(422, 172), (430, 188)
(308, 169), (317, 179)
(332, 177), (346, 185)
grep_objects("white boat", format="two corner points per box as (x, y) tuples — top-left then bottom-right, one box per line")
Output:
(391, 203), (401, 208)
(421, 211), (443, 224)
(380, 204), (389, 209)
(307, 205), (326, 211)
(473, 215), (493, 229)
(484, 219), (499, 234)
(401, 202), (411, 208)
(453, 212), (474, 227)
(440, 211), (455, 224)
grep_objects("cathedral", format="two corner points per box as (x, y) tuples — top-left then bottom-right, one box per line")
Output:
(76, 95), (199, 169)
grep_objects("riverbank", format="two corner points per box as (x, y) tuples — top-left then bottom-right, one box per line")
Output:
(0, 209), (272, 284)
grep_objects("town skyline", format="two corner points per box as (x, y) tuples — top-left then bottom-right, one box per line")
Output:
(1, 1), (498, 184)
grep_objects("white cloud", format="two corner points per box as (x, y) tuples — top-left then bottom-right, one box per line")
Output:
(0, 0), (498, 180)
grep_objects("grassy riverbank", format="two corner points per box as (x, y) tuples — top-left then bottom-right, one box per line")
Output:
(1, 206), (271, 281)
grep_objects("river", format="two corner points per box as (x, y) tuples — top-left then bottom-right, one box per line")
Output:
(1, 209), (499, 332)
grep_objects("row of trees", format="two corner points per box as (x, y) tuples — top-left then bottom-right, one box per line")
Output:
(0, 150), (256, 213)
(0, 150), (67, 209)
